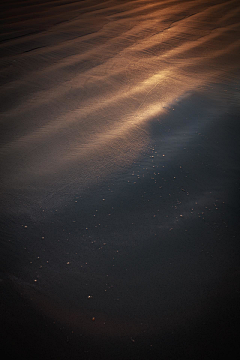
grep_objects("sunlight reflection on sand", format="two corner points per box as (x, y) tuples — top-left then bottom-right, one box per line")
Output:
(1, 0), (240, 193)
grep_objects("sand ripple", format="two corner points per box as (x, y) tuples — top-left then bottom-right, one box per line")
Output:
(0, 0), (240, 191)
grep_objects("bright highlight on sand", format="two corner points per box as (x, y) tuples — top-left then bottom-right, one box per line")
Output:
(1, 0), (239, 192)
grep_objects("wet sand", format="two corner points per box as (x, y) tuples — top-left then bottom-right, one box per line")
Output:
(1, 0), (240, 359)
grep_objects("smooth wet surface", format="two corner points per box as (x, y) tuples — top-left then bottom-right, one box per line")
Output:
(1, 1), (240, 359)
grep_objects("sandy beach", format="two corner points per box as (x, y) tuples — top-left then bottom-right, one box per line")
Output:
(1, 0), (240, 359)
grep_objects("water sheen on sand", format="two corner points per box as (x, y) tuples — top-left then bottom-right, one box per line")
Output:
(0, 1), (240, 359)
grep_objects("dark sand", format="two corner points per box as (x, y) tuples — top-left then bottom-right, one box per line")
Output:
(1, 0), (240, 359)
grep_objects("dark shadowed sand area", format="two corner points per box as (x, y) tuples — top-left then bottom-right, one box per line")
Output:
(0, 0), (240, 359)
